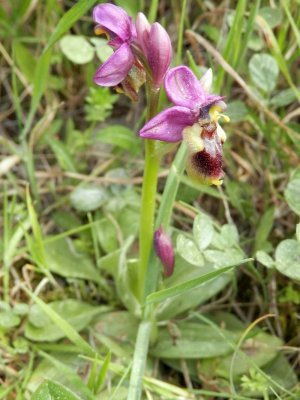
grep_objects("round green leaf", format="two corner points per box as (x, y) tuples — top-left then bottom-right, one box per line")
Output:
(32, 380), (81, 400)
(226, 101), (248, 123)
(90, 38), (113, 63)
(70, 184), (108, 212)
(249, 53), (279, 93)
(284, 179), (300, 216)
(258, 7), (282, 28)
(256, 250), (274, 268)
(0, 311), (20, 329)
(270, 88), (297, 108)
(176, 234), (204, 266)
(60, 35), (94, 64)
(193, 213), (214, 251)
(275, 239), (300, 280)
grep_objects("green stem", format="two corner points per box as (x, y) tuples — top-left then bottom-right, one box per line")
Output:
(144, 142), (187, 298)
(136, 88), (160, 302)
(127, 321), (151, 400)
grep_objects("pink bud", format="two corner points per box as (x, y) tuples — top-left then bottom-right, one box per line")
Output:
(136, 12), (151, 55)
(148, 23), (172, 88)
(136, 14), (172, 89)
(154, 226), (175, 277)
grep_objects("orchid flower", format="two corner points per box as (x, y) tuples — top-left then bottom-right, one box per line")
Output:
(139, 66), (229, 185)
(93, 4), (138, 86)
(93, 4), (172, 99)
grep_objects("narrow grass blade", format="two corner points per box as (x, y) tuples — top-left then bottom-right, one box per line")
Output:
(146, 259), (253, 305)
(38, 350), (95, 400)
(21, 50), (52, 140)
(21, 0), (98, 139)
(215, 0), (246, 91)
(239, 0), (261, 62)
(26, 187), (47, 269)
(45, 0), (98, 52)
(22, 286), (95, 357)
(176, 0), (188, 64)
(281, 1), (300, 52)
(94, 351), (111, 393)
(127, 321), (151, 400)
(256, 15), (300, 103)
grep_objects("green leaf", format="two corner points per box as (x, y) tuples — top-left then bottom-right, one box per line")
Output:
(254, 207), (274, 251)
(275, 239), (300, 280)
(47, 138), (77, 172)
(146, 259), (252, 305)
(218, 332), (282, 377)
(44, 0), (98, 52)
(13, 41), (36, 82)
(94, 125), (139, 154)
(270, 88), (297, 108)
(94, 311), (139, 343)
(0, 311), (20, 329)
(70, 185), (108, 212)
(249, 53), (279, 93)
(263, 354), (298, 392)
(296, 223), (300, 244)
(28, 354), (94, 399)
(258, 7), (282, 28)
(248, 33), (264, 51)
(32, 380), (81, 400)
(214, 224), (240, 249)
(21, 50), (52, 139)
(95, 218), (119, 253)
(256, 250), (274, 269)
(284, 179), (300, 216)
(60, 35), (94, 64)
(22, 0), (98, 139)
(176, 234), (204, 266)
(23, 287), (95, 356)
(151, 321), (238, 359)
(156, 257), (231, 320)
(226, 100), (248, 123)
(45, 237), (101, 283)
(193, 213), (214, 251)
(204, 248), (244, 267)
(90, 38), (113, 62)
(25, 299), (105, 342)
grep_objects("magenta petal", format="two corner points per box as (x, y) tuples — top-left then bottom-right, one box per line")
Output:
(93, 3), (136, 42)
(148, 23), (172, 88)
(139, 106), (196, 142)
(164, 66), (206, 110)
(94, 44), (134, 86)
(136, 12), (151, 55)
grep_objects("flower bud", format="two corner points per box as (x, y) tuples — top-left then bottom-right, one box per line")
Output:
(154, 226), (175, 277)
(136, 13), (172, 89)
(136, 12), (151, 55)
